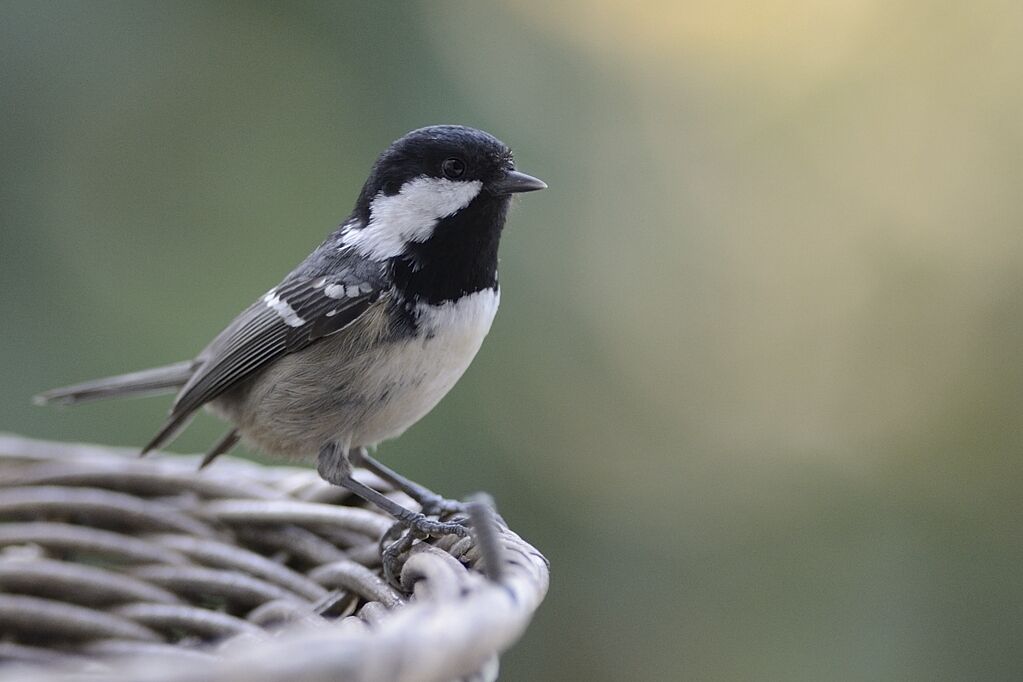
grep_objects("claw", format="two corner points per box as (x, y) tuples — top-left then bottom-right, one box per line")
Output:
(380, 513), (471, 587)
(382, 530), (415, 586)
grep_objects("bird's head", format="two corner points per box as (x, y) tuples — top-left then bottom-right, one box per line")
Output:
(344, 125), (546, 262)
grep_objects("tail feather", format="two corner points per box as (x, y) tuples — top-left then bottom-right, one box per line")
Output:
(34, 361), (196, 406)
(140, 411), (196, 456)
(199, 429), (240, 468)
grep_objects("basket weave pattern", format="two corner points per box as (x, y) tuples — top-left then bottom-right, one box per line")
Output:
(0, 434), (549, 682)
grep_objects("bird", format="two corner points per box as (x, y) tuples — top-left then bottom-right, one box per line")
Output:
(35, 124), (546, 541)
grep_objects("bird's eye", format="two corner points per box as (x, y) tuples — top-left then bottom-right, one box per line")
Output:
(441, 157), (466, 180)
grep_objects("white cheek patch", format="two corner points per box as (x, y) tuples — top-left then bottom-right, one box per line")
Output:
(342, 176), (483, 260)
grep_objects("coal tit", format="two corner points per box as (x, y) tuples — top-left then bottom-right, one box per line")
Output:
(36, 125), (546, 539)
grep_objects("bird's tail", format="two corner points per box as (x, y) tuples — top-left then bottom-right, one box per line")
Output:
(33, 361), (196, 406)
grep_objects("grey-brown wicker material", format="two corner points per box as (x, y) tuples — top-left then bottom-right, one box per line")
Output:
(0, 434), (549, 682)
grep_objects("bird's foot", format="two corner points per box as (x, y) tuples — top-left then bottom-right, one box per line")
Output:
(381, 530), (414, 586)
(416, 493), (469, 518)
(381, 513), (470, 586)
(396, 508), (470, 539)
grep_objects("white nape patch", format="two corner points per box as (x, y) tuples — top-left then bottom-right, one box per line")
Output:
(262, 290), (305, 327)
(342, 176), (483, 260)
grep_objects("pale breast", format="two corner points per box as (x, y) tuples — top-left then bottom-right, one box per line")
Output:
(350, 287), (500, 446)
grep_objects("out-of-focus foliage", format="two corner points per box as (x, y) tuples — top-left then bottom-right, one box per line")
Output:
(3, 2), (1022, 680)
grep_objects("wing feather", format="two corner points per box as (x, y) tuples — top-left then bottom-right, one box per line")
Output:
(142, 264), (384, 454)
(176, 284), (379, 416)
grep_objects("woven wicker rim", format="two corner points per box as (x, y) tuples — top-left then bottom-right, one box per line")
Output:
(0, 434), (549, 682)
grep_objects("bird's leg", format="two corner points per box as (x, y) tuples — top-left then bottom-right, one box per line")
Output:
(349, 447), (467, 517)
(317, 443), (469, 539)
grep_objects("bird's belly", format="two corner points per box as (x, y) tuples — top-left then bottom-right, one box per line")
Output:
(352, 343), (472, 444)
(224, 288), (499, 457)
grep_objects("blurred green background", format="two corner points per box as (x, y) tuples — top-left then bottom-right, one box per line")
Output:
(3, 1), (1023, 680)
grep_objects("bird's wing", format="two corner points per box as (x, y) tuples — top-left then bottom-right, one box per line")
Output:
(142, 262), (385, 453)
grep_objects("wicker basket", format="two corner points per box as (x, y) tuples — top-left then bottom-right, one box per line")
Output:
(0, 434), (549, 682)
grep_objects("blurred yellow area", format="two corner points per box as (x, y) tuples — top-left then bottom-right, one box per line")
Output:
(2, 2), (1022, 680)
(514, 0), (876, 76)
